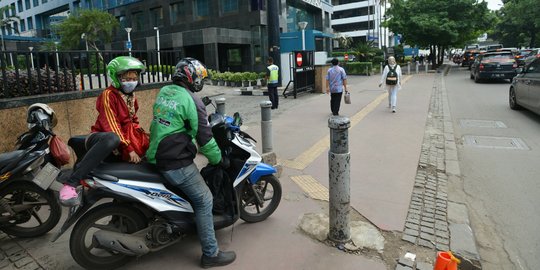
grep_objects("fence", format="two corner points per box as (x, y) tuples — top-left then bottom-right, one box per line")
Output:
(0, 50), (182, 99)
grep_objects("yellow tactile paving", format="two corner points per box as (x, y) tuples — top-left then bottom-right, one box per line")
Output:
(290, 175), (329, 201)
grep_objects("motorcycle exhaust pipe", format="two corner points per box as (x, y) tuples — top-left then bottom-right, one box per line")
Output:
(92, 230), (150, 256)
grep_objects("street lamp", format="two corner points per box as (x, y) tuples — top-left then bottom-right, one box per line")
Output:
(54, 41), (60, 68)
(29, 46), (34, 70)
(125, 27), (132, 56)
(298, 21), (308, 51)
(154, 27), (161, 67)
(81, 33), (88, 51)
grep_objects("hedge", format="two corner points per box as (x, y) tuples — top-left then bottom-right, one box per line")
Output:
(0, 69), (77, 99)
(344, 62), (373, 75)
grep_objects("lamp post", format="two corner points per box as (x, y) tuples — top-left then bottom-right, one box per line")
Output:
(54, 41), (60, 68)
(81, 33), (89, 51)
(298, 21), (308, 51)
(29, 46), (34, 70)
(125, 27), (132, 56)
(154, 27), (161, 67)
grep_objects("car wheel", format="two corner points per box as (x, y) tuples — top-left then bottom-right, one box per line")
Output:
(509, 87), (522, 110)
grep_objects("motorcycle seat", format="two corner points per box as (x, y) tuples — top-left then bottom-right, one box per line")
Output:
(0, 150), (26, 169)
(92, 162), (167, 183)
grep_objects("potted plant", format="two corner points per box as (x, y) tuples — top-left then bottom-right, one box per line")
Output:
(215, 72), (225, 86)
(249, 72), (258, 86)
(232, 73), (243, 87)
(242, 72), (251, 87)
(223, 72), (233, 86)
(209, 69), (219, 85)
(259, 72), (267, 87)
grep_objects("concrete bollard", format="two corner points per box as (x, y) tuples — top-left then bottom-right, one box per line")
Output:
(407, 62), (411, 75)
(425, 63), (429, 73)
(328, 116), (351, 243)
(415, 62), (419, 74)
(260, 101), (273, 154)
(380, 62), (383, 74)
(216, 98), (226, 114)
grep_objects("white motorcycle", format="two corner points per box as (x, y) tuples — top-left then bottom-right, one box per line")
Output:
(52, 98), (282, 269)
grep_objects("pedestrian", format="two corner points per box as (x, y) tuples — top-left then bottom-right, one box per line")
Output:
(379, 56), (402, 113)
(59, 56), (148, 206)
(266, 57), (280, 109)
(146, 58), (236, 268)
(326, 58), (348, 116)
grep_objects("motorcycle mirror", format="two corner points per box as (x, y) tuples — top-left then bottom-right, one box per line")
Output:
(202, 96), (212, 106)
(233, 112), (243, 127)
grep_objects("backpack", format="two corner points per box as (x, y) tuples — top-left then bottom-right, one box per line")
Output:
(386, 65), (398, 85)
(200, 164), (234, 215)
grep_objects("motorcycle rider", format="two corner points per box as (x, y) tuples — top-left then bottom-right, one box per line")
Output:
(146, 58), (236, 268)
(59, 56), (147, 206)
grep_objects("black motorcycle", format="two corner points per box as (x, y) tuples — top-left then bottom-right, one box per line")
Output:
(0, 104), (62, 238)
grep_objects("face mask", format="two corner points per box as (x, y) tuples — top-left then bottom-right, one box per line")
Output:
(121, 81), (138, 93)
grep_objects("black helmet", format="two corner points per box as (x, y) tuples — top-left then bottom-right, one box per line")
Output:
(172, 58), (208, 92)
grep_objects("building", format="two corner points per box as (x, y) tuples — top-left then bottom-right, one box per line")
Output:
(1, 0), (333, 73)
(331, 0), (392, 49)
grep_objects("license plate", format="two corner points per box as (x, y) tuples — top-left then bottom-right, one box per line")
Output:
(33, 163), (60, 190)
(492, 74), (503, 78)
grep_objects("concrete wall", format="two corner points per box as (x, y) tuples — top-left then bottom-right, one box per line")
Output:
(0, 87), (160, 154)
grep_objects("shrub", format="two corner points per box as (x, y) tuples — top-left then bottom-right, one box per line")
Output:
(345, 62), (373, 75)
(248, 72), (259, 81)
(147, 65), (175, 75)
(0, 69), (77, 99)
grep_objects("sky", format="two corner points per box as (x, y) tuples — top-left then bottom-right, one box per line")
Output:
(484, 0), (503, 10)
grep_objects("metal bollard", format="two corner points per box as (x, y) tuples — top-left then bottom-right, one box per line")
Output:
(260, 101), (273, 154)
(216, 98), (226, 114)
(425, 63), (429, 73)
(415, 62), (419, 74)
(407, 62), (411, 75)
(380, 62), (383, 74)
(328, 116), (351, 243)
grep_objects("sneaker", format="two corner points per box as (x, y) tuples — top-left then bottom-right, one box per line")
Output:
(201, 251), (236, 268)
(392, 107), (396, 113)
(59, 184), (79, 206)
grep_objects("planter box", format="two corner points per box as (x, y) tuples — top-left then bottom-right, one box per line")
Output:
(250, 81), (257, 87)
(242, 81), (250, 87)
(218, 80), (225, 86)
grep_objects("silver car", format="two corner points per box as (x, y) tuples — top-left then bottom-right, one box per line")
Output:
(509, 58), (540, 114)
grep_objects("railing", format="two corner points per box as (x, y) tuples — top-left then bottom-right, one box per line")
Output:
(0, 50), (182, 99)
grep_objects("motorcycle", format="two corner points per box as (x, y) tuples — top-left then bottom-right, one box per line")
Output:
(52, 97), (282, 269)
(0, 105), (62, 238)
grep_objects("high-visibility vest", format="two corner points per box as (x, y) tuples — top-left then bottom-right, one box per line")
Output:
(267, 64), (279, 84)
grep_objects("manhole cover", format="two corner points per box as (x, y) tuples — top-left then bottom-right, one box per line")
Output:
(463, 135), (529, 150)
(460, 119), (507, 128)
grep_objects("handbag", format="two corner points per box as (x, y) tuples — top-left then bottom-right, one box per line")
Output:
(344, 92), (351, 104)
(50, 135), (70, 166)
(123, 122), (150, 160)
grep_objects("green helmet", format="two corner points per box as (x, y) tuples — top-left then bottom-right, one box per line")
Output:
(107, 56), (146, 88)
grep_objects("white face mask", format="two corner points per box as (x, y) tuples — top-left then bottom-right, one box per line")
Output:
(121, 81), (138, 93)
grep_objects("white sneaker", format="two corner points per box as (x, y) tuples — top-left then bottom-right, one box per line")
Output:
(392, 106), (396, 113)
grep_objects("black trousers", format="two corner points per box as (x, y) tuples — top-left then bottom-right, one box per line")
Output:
(330, 92), (343, 115)
(268, 86), (279, 109)
(66, 132), (120, 187)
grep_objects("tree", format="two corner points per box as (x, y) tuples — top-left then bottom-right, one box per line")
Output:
(0, 1), (20, 51)
(333, 32), (354, 51)
(385, 0), (494, 67)
(491, 0), (540, 48)
(57, 9), (119, 53)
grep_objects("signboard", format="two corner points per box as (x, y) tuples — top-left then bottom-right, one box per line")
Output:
(294, 51), (313, 68)
(125, 41), (132, 49)
(344, 54), (349, 61)
(296, 53), (303, 67)
(284, 51), (315, 98)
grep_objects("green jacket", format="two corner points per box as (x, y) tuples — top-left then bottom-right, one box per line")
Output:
(147, 84), (221, 170)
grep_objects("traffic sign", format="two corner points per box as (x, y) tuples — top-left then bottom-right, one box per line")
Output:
(344, 54), (349, 61)
(125, 41), (132, 49)
(296, 52), (303, 67)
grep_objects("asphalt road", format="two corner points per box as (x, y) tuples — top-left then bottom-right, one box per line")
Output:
(445, 66), (540, 270)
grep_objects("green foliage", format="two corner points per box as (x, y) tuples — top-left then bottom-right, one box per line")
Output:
(0, 3), (20, 38)
(248, 72), (259, 81)
(345, 62), (373, 75)
(222, 72), (233, 81)
(259, 72), (267, 79)
(353, 41), (378, 62)
(147, 65), (175, 75)
(57, 9), (119, 51)
(491, 0), (540, 48)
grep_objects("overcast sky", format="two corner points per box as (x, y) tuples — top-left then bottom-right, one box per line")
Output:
(484, 0), (503, 10)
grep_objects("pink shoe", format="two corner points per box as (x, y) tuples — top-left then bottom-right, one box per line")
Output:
(59, 184), (79, 206)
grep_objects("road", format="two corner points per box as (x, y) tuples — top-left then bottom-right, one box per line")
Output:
(445, 66), (540, 270)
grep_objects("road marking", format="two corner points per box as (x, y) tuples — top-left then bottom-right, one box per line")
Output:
(290, 175), (329, 201)
(280, 75), (412, 171)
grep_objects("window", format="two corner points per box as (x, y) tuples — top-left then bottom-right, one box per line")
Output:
(222, 0), (238, 13)
(33, 0), (38, 7)
(13, 22), (18, 34)
(150, 7), (163, 27)
(42, 0), (47, 4)
(132, 11), (145, 31)
(195, 0), (210, 18)
(17, 0), (23, 13)
(27, 17), (33, 30)
(250, 0), (264, 11)
(10, 3), (15, 16)
(324, 12), (330, 28)
(20, 19), (25, 32)
(170, 2), (185, 25)
(25, 0), (30, 10)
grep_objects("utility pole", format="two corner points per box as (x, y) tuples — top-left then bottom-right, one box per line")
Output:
(268, 0), (281, 85)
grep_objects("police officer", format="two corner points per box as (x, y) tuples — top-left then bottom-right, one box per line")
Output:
(266, 57), (280, 109)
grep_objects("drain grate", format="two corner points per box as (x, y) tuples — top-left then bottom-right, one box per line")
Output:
(463, 135), (529, 150)
(460, 119), (507, 128)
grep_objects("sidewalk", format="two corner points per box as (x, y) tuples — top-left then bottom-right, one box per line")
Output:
(1, 72), (453, 270)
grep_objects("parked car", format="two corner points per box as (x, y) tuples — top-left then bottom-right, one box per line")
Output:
(509, 57), (540, 114)
(470, 51), (518, 83)
(462, 50), (479, 67)
(515, 49), (533, 66)
(523, 48), (540, 67)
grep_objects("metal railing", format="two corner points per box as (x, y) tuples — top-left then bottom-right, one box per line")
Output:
(0, 50), (182, 99)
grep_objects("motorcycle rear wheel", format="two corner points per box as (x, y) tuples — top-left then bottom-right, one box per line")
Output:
(0, 181), (61, 238)
(240, 175), (282, 223)
(70, 203), (147, 270)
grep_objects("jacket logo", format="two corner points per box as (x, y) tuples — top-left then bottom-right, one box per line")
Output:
(156, 97), (178, 110)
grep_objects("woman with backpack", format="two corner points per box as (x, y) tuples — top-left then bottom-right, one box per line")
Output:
(379, 56), (402, 113)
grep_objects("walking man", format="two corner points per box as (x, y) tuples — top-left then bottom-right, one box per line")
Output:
(266, 57), (280, 109)
(326, 58), (348, 116)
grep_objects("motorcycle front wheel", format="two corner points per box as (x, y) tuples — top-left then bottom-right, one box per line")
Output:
(0, 181), (61, 238)
(70, 203), (147, 270)
(239, 175), (282, 223)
